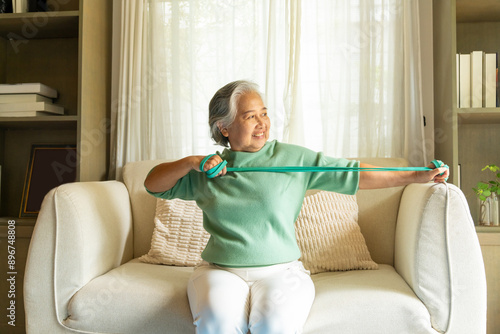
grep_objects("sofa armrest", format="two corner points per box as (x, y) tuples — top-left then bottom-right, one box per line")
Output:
(395, 183), (486, 333)
(24, 181), (134, 333)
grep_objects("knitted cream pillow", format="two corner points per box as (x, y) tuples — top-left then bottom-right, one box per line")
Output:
(139, 198), (209, 266)
(140, 192), (378, 273)
(296, 191), (378, 274)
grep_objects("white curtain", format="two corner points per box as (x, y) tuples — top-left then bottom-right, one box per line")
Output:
(110, 0), (427, 179)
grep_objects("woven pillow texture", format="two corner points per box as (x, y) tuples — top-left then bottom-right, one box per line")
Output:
(295, 191), (378, 274)
(140, 191), (378, 273)
(139, 198), (209, 266)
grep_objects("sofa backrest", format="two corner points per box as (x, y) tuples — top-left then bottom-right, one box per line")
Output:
(123, 157), (408, 265)
(123, 159), (166, 257)
(353, 158), (407, 265)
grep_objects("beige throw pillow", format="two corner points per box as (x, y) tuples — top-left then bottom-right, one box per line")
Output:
(296, 191), (378, 274)
(139, 198), (209, 266)
(140, 191), (378, 273)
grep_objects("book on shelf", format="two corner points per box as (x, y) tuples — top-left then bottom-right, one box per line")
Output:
(0, 93), (52, 104)
(457, 51), (499, 109)
(0, 101), (64, 116)
(12, 0), (28, 13)
(0, 111), (64, 117)
(497, 68), (500, 107)
(459, 53), (471, 108)
(484, 53), (497, 108)
(471, 51), (483, 108)
(456, 54), (460, 108)
(0, 83), (58, 99)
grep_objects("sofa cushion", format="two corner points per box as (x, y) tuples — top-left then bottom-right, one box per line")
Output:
(304, 264), (435, 334)
(140, 191), (377, 274)
(64, 262), (434, 334)
(64, 260), (194, 334)
(139, 198), (208, 266)
(295, 191), (378, 273)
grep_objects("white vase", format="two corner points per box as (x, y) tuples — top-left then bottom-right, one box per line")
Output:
(490, 193), (499, 226)
(479, 197), (490, 226)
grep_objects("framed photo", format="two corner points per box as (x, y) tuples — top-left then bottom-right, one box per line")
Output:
(20, 144), (77, 217)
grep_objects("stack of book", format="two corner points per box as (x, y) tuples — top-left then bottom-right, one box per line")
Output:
(457, 51), (499, 108)
(0, 83), (64, 117)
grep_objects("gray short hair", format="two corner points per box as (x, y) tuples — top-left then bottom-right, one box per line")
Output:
(209, 80), (262, 147)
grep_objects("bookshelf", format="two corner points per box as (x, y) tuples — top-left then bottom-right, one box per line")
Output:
(0, 0), (111, 219)
(0, 0), (111, 332)
(434, 0), (500, 226)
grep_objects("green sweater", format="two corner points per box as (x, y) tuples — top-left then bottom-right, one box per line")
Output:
(147, 140), (359, 267)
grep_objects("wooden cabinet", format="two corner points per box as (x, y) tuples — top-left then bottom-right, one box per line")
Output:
(0, 0), (111, 332)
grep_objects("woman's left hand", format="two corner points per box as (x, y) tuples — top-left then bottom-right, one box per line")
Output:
(426, 162), (449, 183)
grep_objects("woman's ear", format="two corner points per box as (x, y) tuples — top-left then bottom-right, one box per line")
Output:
(218, 122), (229, 137)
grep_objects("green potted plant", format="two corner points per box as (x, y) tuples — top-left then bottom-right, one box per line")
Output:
(473, 164), (500, 226)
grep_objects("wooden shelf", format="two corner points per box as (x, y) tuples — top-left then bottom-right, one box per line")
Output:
(0, 115), (77, 129)
(476, 225), (500, 234)
(0, 11), (79, 39)
(456, 0), (500, 23)
(457, 108), (500, 124)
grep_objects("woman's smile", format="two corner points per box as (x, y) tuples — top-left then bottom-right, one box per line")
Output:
(220, 91), (270, 152)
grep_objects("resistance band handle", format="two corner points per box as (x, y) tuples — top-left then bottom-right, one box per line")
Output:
(431, 159), (449, 175)
(431, 159), (449, 181)
(199, 154), (216, 171)
(199, 154), (228, 179)
(206, 160), (227, 178)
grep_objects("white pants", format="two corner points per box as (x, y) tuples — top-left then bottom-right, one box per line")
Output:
(187, 261), (315, 334)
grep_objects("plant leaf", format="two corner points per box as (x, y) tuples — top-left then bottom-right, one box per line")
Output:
(478, 182), (489, 190)
(482, 164), (500, 172)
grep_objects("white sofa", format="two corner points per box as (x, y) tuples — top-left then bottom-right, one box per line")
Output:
(24, 158), (487, 334)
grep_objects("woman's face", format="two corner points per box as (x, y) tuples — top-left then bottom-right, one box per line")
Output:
(220, 91), (270, 152)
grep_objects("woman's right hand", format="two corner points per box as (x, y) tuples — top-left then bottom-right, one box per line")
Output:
(193, 155), (227, 178)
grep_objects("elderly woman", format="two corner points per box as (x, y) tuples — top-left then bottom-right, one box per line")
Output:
(144, 80), (448, 334)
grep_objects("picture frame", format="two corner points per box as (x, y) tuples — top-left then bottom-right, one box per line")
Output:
(20, 144), (77, 217)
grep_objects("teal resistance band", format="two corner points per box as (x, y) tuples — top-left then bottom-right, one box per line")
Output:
(200, 155), (448, 180)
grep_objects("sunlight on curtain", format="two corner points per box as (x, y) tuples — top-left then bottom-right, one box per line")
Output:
(145, 0), (271, 158)
(110, 0), (426, 178)
(300, 0), (406, 158)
